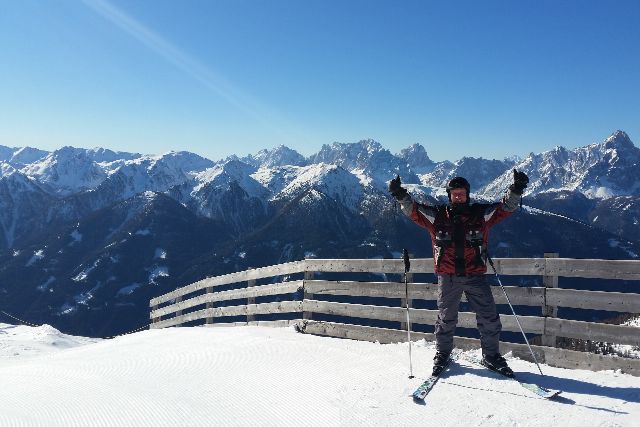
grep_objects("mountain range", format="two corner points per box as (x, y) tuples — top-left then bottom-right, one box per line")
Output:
(0, 130), (638, 336)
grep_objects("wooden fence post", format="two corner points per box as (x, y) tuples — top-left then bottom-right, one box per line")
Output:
(206, 286), (214, 325)
(303, 270), (314, 320)
(151, 304), (160, 327)
(541, 252), (559, 347)
(247, 268), (256, 323)
(175, 296), (182, 325)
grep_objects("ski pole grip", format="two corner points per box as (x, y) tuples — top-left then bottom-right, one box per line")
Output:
(402, 248), (410, 273)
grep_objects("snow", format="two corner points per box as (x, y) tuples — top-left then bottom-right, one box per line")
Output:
(57, 303), (76, 315)
(21, 147), (109, 195)
(74, 289), (95, 305)
(251, 165), (306, 195)
(72, 260), (100, 282)
(0, 161), (16, 176)
(625, 317), (640, 328)
(154, 248), (167, 259)
(610, 316), (640, 359)
(70, 229), (83, 243)
(0, 323), (99, 361)
(608, 239), (639, 258)
(9, 147), (48, 165)
(25, 249), (45, 267)
(141, 191), (157, 201)
(147, 265), (169, 284)
(0, 323), (638, 426)
(277, 163), (364, 211)
(36, 276), (56, 292)
(585, 186), (617, 199)
(116, 283), (141, 296)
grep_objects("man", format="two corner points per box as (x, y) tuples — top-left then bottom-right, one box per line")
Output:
(388, 170), (529, 377)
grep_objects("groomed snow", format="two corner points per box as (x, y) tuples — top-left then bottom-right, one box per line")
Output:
(1, 323), (639, 426)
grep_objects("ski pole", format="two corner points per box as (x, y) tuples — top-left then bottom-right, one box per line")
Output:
(486, 254), (544, 376)
(402, 248), (414, 379)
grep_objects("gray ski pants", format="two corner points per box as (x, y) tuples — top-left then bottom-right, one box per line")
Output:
(435, 274), (502, 356)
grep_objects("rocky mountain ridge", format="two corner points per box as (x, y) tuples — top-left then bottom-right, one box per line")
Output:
(0, 130), (638, 336)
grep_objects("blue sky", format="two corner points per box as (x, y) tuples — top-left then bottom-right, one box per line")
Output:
(0, 0), (638, 162)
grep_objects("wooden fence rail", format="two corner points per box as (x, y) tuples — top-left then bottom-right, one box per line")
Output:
(149, 256), (640, 375)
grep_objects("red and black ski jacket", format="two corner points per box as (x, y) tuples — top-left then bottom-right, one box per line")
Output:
(398, 189), (521, 276)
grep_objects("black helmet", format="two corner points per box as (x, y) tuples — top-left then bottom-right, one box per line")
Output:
(446, 176), (470, 201)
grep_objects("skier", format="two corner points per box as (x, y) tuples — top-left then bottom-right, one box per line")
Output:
(388, 170), (529, 377)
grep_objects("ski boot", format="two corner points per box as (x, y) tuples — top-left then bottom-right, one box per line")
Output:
(481, 353), (514, 378)
(431, 351), (451, 376)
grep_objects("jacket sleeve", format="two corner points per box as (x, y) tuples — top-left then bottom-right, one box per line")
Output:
(397, 193), (438, 234)
(484, 187), (522, 228)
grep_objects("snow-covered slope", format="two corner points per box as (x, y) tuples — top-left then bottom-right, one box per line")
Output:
(251, 164), (308, 195)
(5, 146), (49, 167)
(0, 323), (638, 426)
(0, 323), (100, 361)
(273, 163), (365, 212)
(88, 151), (214, 203)
(0, 172), (57, 248)
(21, 146), (110, 195)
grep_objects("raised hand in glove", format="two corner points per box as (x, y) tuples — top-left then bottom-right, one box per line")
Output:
(509, 169), (529, 195)
(388, 175), (408, 200)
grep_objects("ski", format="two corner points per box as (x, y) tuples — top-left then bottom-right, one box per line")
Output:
(461, 354), (561, 399)
(411, 351), (461, 402)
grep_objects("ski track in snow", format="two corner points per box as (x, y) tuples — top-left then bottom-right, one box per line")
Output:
(0, 324), (639, 426)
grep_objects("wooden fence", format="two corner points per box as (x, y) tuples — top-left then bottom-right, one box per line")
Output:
(149, 255), (640, 376)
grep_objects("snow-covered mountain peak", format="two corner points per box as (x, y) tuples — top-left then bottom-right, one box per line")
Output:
(278, 163), (364, 211)
(309, 139), (419, 188)
(604, 130), (634, 150)
(399, 143), (429, 159)
(359, 138), (384, 153)
(476, 131), (640, 200)
(310, 139), (385, 165)
(399, 143), (435, 174)
(191, 159), (268, 202)
(9, 146), (49, 166)
(147, 151), (214, 175)
(20, 146), (108, 195)
(247, 145), (307, 168)
(192, 159), (257, 191)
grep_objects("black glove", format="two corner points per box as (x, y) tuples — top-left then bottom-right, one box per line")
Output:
(388, 175), (408, 200)
(509, 169), (529, 195)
